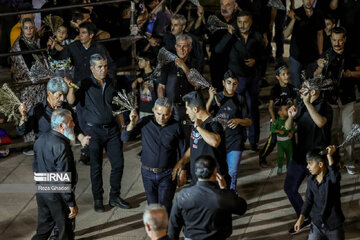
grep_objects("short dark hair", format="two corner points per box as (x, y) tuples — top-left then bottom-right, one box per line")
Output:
(274, 103), (288, 117)
(324, 14), (336, 24)
(224, 69), (238, 80)
(195, 155), (217, 179)
(331, 27), (347, 37)
(79, 22), (97, 35)
(138, 51), (156, 66)
(182, 91), (205, 110)
(306, 148), (327, 163)
(72, 11), (84, 22)
(236, 11), (252, 20)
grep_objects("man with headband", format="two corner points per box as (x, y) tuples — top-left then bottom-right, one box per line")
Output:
(284, 77), (333, 234)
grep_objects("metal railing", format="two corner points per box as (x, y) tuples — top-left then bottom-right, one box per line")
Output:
(0, 0), (127, 17)
(0, 0), (140, 77)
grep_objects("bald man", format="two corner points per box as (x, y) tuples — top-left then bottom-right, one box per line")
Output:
(143, 204), (170, 240)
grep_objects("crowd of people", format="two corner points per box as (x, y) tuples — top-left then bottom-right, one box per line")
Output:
(1, 0), (360, 239)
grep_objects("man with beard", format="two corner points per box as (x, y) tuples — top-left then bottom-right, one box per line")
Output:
(284, 0), (324, 89)
(208, 0), (239, 91)
(32, 109), (78, 240)
(69, 53), (130, 212)
(17, 77), (90, 163)
(216, 11), (265, 151)
(313, 27), (360, 174)
(163, 14), (204, 72)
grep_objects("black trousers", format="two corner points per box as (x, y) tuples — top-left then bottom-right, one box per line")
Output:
(84, 124), (124, 200)
(32, 193), (74, 240)
(259, 132), (277, 162)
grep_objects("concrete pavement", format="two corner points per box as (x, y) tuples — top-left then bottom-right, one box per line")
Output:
(1, 110), (360, 239)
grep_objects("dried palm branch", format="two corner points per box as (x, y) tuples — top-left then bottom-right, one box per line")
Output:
(207, 15), (228, 34)
(212, 113), (229, 130)
(112, 90), (137, 115)
(320, 124), (360, 155)
(189, 0), (201, 7)
(267, 0), (286, 10)
(187, 68), (221, 106)
(42, 14), (64, 35)
(29, 60), (56, 83)
(0, 84), (22, 122)
(152, 47), (179, 78)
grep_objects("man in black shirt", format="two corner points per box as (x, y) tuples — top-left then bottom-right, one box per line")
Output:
(168, 155), (247, 240)
(313, 27), (360, 174)
(48, 22), (114, 85)
(294, 146), (345, 239)
(208, 0), (238, 91)
(163, 14), (204, 72)
(158, 34), (199, 143)
(284, 0), (324, 88)
(48, 22), (114, 165)
(216, 11), (265, 151)
(17, 77), (90, 164)
(158, 34), (198, 121)
(172, 91), (230, 187)
(32, 109), (78, 240)
(285, 79), (332, 234)
(122, 98), (185, 213)
(70, 53), (130, 212)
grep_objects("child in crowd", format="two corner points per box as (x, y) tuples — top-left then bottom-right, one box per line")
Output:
(259, 65), (296, 167)
(132, 51), (158, 118)
(294, 145), (345, 239)
(48, 25), (74, 78)
(323, 15), (336, 52)
(271, 104), (294, 174)
(207, 70), (252, 194)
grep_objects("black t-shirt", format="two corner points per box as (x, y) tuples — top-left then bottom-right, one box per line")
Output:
(293, 98), (332, 164)
(160, 61), (195, 104)
(190, 116), (228, 185)
(321, 48), (358, 105)
(270, 83), (297, 106)
(138, 72), (158, 113)
(289, 7), (324, 63)
(210, 92), (250, 152)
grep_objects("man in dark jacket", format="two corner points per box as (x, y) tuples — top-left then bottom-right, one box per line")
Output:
(168, 155), (247, 240)
(216, 11), (265, 151)
(32, 109), (78, 240)
(208, 0), (238, 91)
